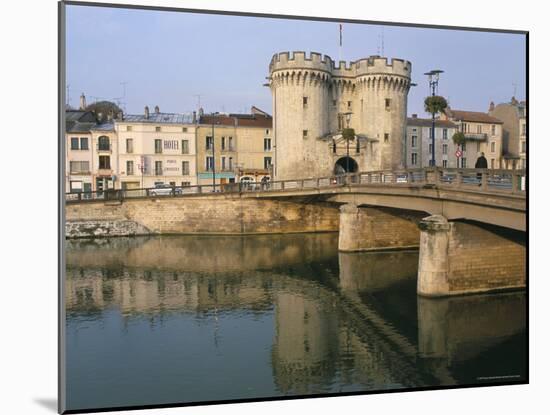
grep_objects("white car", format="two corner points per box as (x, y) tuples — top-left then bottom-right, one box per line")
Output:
(148, 184), (182, 196)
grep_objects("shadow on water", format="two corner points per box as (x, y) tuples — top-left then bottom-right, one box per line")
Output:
(64, 234), (526, 410)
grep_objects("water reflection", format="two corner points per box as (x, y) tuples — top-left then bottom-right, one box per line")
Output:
(65, 235), (526, 411)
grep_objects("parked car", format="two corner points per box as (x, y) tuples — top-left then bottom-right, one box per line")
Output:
(148, 184), (182, 196)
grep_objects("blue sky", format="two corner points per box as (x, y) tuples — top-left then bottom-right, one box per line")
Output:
(66, 4), (526, 117)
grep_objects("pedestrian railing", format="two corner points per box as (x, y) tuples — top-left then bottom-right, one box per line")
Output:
(65, 168), (527, 203)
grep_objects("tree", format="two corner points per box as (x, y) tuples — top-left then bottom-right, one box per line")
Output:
(342, 128), (355, 141)
(424, 95), (448, 115)
(85, 101), (122, 121)
(452, 131), (466, 146)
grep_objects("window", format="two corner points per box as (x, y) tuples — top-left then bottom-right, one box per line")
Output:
(70, 181), (82, 192)
(265, 129), (270, 135)
(443, 144), (448, 154)
(491, 141), (496, 153)
(443, 129), (448, 140)
(229, 157), (233, 170)
(461, 143), (466, 153)
(411, 153), (417, 165)
(69, 161), (90, 173)
(127, 161), (134, 175)
(411, 136), (417, 148)
(338, 114), (344, 130)
(384, 133), (389, 142)
(98, 156), (110, 169)
(442, 160), (448, 168)
(80, 137), (89, 150)
(356, 140), (360, 154)
(155, 139), (162, 154)
(332, 99), (337, 107)
(461, 158), (467, 168)
(522, 123), (526, 136)
(155, 126), (161, 132)
(182, 140), (189, 154)
(126, 138), (133, 153)
(461, 122), (467, 133)
(264, 138), (272, 151)
(182, 181), (191, 187)
(491, 124), (496, 136)
(221, 136), (226, 150)
(429, 127), (433, 138)
(70, 137), (79, 150)
(264, 157), (272, 169)
(155, 161), (163, 175)
(98, 136), (110, 151)
(303, 130), (308, 138)
(347, 101), (352, 109)
(303, 96), (308, 107)
(385, 98), (391, 110)
(429, 143), (433, 154)
(182, 161), (190, 175)
(206, 136), (213, 150)
(126, 125), (132, 132)
(477, 125), (482, 134)
(182, 127), (188, 133)
(228, 137), (234, 151)
(521, 141), (526, 153)
(221, 157), (226, 170)
(206, 157), (214, 171)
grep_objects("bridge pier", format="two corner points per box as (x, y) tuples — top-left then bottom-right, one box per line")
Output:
(338, 204), (420, 252)
(417, 215), (526, 297)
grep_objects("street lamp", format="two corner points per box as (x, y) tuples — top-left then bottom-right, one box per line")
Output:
(424, 69), (444, 167)
(342, 111), (353, 173)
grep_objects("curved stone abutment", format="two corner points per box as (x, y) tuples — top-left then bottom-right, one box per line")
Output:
(338, 204), (420, 252)
(417, 215), (526, 297)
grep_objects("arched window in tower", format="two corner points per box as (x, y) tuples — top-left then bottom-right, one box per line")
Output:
(333, 140), (337, 154)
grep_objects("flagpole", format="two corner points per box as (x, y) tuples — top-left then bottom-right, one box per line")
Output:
(339, 24), (342, 63)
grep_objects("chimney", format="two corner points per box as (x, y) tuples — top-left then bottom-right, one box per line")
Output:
(511, 96), (518, 105)
(97, 112), (103, 122)
(412, 114), (418, 118)
(154, 105), (160, 114)
(192, 111), (197, 124)
(144, 106), (149, 119)
(79, 93), (86, 110)
(489, 101), (495, 112)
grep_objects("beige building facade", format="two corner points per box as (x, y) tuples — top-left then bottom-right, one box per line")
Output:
(197, 107), (273, 187)
(115, 107), (197, 190)
(441, 108), (504, 169)
(519, 106), (526, 169)
(405, 115), (458, 168)
(489, 97), (526, 169)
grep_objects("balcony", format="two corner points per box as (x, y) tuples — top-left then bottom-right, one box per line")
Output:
(464, 133), (488, 141)
(97, 168), (113, 177)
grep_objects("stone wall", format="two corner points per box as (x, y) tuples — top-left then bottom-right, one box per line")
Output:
(418, 215), (526, 296)
(338, 205), (421, 251)
(65, 195), (340, 238)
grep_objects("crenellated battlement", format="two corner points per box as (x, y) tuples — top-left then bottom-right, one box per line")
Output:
(269, 51), (412, 80)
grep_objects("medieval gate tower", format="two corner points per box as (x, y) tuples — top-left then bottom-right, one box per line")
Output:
(268, 51), (412, 180)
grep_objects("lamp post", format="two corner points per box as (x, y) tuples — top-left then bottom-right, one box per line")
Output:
(344, 111), (353, 172)
(424, 69), (444, 167)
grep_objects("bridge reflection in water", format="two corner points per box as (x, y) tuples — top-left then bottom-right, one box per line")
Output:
(65, 234), (526, 411)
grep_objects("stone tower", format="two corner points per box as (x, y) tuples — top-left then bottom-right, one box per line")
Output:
(268, 51), (412, 180)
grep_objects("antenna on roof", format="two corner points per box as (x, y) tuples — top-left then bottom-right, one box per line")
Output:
(66, 84), (71, 107)
(193, 94), (202, 111)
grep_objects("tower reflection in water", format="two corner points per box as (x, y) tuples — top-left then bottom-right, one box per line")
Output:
(65, 234), (526, 410)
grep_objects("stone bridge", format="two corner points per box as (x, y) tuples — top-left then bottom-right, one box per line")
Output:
(65, 168), (526, 297)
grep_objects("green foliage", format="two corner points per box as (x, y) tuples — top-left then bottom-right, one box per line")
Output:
(424, 95), (448, 115)
(342, 128), (355, 141)
(452, 131), (466, 146)
(85, 101), (122, 120)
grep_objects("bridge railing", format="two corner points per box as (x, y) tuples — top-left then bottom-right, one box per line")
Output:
(65, 168), (526, 203)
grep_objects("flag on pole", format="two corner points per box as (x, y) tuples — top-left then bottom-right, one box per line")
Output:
(339, 24), (342, 46)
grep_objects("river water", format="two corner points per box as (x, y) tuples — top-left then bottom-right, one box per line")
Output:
(64, 233), (526, 411)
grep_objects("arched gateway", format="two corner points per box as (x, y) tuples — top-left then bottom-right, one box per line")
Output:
(334, 157), (358, 175)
